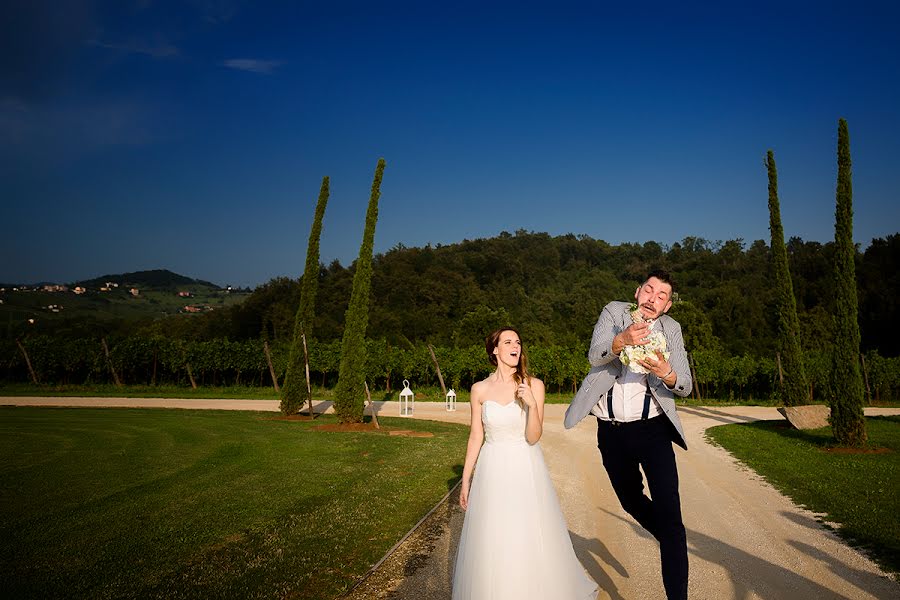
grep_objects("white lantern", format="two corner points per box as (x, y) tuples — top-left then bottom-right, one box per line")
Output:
(445, 388), (457, 411)
(399, 379), (414, 416)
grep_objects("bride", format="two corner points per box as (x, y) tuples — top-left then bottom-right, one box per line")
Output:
(452, 328), (598, 600)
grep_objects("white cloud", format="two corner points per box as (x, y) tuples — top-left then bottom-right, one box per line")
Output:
(221, 59), (283, 74)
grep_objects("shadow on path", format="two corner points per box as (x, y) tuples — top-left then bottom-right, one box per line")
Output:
(780, 510), (834, 531)
(677, 406), (765, 426)
(603, 509), (859, 599)
(569, 530), (627, 600)
(787, 539), (885, 598)
(781, 510), (894, 596)
(440, 489), (463, 590)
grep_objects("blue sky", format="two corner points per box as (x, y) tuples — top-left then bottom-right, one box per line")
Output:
(3, 1), (899, 287)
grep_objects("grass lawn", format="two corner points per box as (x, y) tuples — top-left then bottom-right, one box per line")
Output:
(0, 382), (283, 399)
(0, 407), (468, 599)
(706, 415), (900, 576)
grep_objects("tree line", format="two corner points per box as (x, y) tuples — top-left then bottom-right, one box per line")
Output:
(5, 230), (898, 396)
(5, 335), (900, 403)
(81, 229), (895, 357)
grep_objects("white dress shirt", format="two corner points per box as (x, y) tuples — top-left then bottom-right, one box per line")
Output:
(591, 318), (663, 422)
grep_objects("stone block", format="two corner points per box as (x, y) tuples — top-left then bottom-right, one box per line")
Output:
(777, 404), (831, 430)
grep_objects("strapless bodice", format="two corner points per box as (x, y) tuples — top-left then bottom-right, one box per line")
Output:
(482, 400), (527, 444)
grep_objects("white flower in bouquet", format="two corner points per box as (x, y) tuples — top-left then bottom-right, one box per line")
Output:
(621, 303), (669, 374)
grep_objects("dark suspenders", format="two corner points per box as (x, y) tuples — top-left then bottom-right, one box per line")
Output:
(607, 387), (615, 419)
(641, 384), (652, 420)
(607, 383), (652, 421)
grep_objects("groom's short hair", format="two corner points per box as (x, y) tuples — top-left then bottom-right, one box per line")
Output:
(645, 269), (675, 293)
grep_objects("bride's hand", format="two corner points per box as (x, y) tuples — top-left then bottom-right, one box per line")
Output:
(459, 483), (469, 511)
(516, 383), (536, 408)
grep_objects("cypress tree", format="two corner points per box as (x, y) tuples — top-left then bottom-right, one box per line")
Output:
(280, 177), (330, 415)
(829, 119), (867, 446)
(766, 150), (808, 406)
(333, 158), (385, 423)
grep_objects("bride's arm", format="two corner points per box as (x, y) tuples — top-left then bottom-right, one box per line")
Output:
(459, 383), (485, 510)
(522, 378), (545, 445)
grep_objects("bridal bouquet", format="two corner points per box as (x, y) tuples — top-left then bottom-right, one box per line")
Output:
(620, 303), (669, 374)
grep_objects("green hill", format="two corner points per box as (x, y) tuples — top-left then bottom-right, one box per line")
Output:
(74, 269), (220, 291)
(0, 270), (249, 337)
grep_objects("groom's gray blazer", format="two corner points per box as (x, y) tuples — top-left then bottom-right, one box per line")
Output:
(564, 301), (692, 450)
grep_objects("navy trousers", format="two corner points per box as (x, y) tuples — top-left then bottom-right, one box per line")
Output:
(597, 415), (688, 600)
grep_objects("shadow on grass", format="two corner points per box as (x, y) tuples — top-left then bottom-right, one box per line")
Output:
(447, 464), (462, 493)
(718, 415), (900, 450)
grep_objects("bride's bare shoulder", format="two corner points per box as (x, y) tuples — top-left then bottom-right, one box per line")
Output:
(528, 376), (545, 390)
(470, 378), (493, 402)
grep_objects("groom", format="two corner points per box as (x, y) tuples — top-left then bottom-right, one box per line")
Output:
(565, 269), (691, 600)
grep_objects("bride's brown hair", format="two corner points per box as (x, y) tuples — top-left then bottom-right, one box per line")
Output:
(485, 327), (531, 386)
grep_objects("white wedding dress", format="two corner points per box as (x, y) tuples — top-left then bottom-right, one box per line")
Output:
(452, 400), (599, 600)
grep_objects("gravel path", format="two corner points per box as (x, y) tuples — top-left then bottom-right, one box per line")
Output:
(4, 397), (898, 599)
(356, 403), (900, 600)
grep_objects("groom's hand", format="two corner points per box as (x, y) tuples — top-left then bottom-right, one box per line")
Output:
(638, 350), (675, 385)
(615, 322), (651, 351)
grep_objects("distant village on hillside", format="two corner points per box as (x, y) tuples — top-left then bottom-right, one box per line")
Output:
(0, 280), (241, 319)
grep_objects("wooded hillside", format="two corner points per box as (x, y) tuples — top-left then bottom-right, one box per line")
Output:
(136, 230), (899, 359)
(5, 232), (899, 399)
